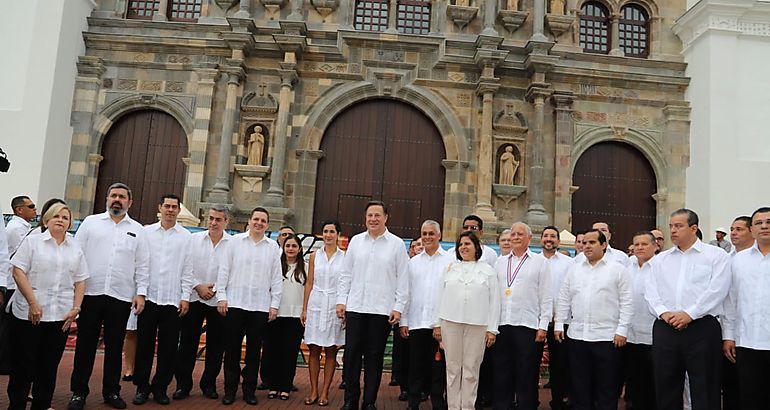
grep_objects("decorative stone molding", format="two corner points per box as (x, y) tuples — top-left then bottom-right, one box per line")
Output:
(673, 0), (770, 49)
(261, 0), (286, 19)
(447, 5), (479, 30)
(310, 0), (339, 20)
(497, 10), (528, 33)
(492, 184), (527, 206)
(216, 0), (239, 10)
(88, 153), (104, 164)
(545, 13), (575, 39)
(234, 164), (271, 193)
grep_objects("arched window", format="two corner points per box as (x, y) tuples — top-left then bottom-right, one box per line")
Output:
(354, 0), (390, 32)
(619, 4), (649, 58)
(579, 1), (610, 54)
(127, 0), (158, 19)
(396, 0), (431, 35)
(127, 0), (202, 21)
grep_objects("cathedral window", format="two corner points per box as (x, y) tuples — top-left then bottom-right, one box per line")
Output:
(619, 3), (649, 58)
(127, 0), (159, 19)
(396, 0), (431, 35)
(354, 0), (390, 32)
(579, 1), (610, 54)
(126, 0), (202, 22)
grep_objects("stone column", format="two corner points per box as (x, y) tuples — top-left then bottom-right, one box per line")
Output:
(208, 65), (244, 203)
(293, 149), (325, 231)
(263, 54), (299, 207)
(153, 0), (169, 21)
(525, 86), (551, 230)
(235, 0), (251, 18)
(474, 80), (500, 221)
(481, 0), (498, 36)
(661, 102), (691, 228)
(609, 13), (623, 56)
(429, 0), (445, 34)
(531, 0), (548, 42)
(188, 64), (220, 215)
(386, 0), (398, 33)
(551, 91), (575, 231)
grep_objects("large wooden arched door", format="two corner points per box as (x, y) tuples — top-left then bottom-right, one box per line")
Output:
(313, 99), (446, 239)
(571, 141), (656, 252)
(94, 110), (188, 225)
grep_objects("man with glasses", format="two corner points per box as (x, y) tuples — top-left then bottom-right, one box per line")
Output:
(651, 229), (665, 254)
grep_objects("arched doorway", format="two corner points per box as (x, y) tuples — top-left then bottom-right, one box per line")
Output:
(94, 110), (188, 225)
(571, 141), (656, 252)
(313, 99), (446, 239)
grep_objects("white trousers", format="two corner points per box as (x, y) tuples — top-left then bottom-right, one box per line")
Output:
(441, 319), (487, 410)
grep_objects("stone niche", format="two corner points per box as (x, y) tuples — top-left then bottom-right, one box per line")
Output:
(234, 123), (271, 199)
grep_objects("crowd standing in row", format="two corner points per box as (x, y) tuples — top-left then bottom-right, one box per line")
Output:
(1, 182), (768, 410)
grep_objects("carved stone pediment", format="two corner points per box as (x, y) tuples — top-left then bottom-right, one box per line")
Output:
(447, 5), (479, 30)
(497, 10), (528, 34)
(241, 91), (278, 114)
(545, 14), (575, 39)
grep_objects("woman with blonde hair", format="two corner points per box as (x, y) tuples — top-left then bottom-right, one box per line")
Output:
(7, 202), (89, 410)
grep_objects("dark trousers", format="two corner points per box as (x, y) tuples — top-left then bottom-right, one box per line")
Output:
(736, 347), (770, 410)
(477, 346), (495, 405)
(261, 317), (304, 392)
(133, 301), (180, 394)
(493, 326), (541, 410)
(0, 289), (15, 375)
(652, 316), (722, 410)
(722, 354), (739, 410)
(569, 340), (621, 410)
(70, 295), (132, 397)
(406, 329), (447, 409)
(393, 325), (410, 393)
(623, 343), (655, 410)
(343, 312), (391, 406)
(174, 301), (225, 392)
(222, 308), (268, 395)
(548, 323), (571, 409)
(7, 316), (68, 410)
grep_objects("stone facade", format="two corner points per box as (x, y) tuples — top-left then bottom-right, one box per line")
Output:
(65, 0), (690, 240)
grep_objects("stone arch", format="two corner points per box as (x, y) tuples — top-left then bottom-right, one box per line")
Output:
(617, 0), (658, 17)
(577, 0), (617, 13)
(571, 126), (665, 184)
(298, 81), (469, 163)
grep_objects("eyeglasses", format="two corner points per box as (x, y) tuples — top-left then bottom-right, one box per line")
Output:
(25, 204), (36, 209)
(655, 237), (664, 241)
(462, 225), (481, 231)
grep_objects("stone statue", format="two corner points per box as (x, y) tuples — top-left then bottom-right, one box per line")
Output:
(247, 126), (265, 166)
(507, 0), (518, 11)
(550, 0), (565, 15)
(499, 145), (519, 185)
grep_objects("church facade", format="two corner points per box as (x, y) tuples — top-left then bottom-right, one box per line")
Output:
(64, 0), (690, 248)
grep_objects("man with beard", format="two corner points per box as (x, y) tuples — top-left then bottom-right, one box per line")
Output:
(68, 183), (150, 410)
(541, 225), (574, 410)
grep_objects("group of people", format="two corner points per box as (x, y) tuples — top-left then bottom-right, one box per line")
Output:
(0, 182), (768, 410)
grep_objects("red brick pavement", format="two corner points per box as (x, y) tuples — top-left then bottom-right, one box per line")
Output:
(0, 351), (627, 409)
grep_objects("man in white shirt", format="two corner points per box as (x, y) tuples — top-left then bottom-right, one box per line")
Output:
(173, 205), (231, 400)
(623, 231), (658, 410)
(0, 211), (10, 375)
(541, 225), (574, 410)
(131, 194), (194, 405)
(555, 229), (632, 410)
(645, 208), (731, 410)
(729, 216), (754, 256)
(497, 229), (512, 257)
(574, 231), (585, 255)
(651, 229), (665, 254)
(216, 206), (282, 406)
(722, 207), (770, 409)
(493, 222), (551, 410)
(399, 220), (453, 410)
(68, 182), (150, 410)
(4, 196), (36, 298)
(449, 215), (498, 267)
(586, 221), (630, 267)
(336, 200), (409, 410)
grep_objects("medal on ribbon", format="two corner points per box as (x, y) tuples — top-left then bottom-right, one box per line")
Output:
(505, 253), (529, 296)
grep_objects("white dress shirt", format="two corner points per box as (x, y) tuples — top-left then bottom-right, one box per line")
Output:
(5, 215), (32, 290)
(0, 215), (9, 289)
(189, 230), (231, 307)
(448, 244), (498, 268)
(495, 250), (551, 331)
(574, 245), (630, 268)
(722, 244), (770, 350)
(75, 212), (150, 302)
(9, 231), (89, 321)
(336, 229), (409, 315)
(216, 233), (283, 312)
(556, 256), (633, 342)
(645, 240), (731, 320)
(628, 258), (657, 345)
(544, 251), (574, 318)
(143, 222), (195, 307)
(401, 248), (454, 330)
(435, 261), (501, 334)
(278, 264), (305, 318)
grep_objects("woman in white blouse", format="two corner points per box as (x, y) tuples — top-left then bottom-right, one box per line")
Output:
(301, 220), (345, 406)
(7, 202), (89, 410)
(262, 234), (307, 401)
(433, 231), (501, 410)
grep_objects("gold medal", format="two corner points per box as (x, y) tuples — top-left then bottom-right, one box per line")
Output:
(505, 288), (512, 296)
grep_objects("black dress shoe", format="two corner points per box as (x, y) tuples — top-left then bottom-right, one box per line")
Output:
(339, 380), (346, 390)
(362, 404), (377, 410)
(67, 395), (86, 410)
(132, 392), (149, 406)
(257, 382), (269, 390)
(172, 389), (190, 400)
(389, 379), (399, 386)
(340, 401), (356, 410)
(202, 386), (219, 399)
(103, 393), (127, 409)
(292, 384), (299, 392)
(398, 391), (408, 401)
(222, 392), (236, 405)
(153, 391), (171, 405)
(244, 393), (258, 405)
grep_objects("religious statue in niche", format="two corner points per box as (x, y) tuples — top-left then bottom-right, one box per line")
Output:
(498, 145), (520, 185)
(247, 125), (265, 166)
(550, 0), (565, 14)
(507, 0), (518, 11)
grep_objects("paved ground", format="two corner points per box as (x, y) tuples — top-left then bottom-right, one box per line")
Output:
(0, 351), (628, 409)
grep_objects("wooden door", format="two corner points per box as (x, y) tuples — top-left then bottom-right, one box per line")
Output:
(571, 141), (656, 252)
(313, 99), (446, 239)
(94, 110), (188, 225)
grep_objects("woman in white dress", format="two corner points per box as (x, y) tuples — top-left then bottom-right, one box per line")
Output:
(301, 220), (345, 406)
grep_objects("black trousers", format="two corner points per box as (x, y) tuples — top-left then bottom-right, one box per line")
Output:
(623, 343), (655, 410)
(70, 294), (132, 397)
(174, 301), (225, 392)
(261, 317), (304, 392)
(7, 316), (68, 410)
(547, 323), (571, 409)
(222, 308), (268, 395)
(652, 316), (722, 410)
(493, 326), (541, 410)
(392, 325), (410, 393)
(406, 329), (447, 409)
(569, 340), (621, 410)
(722, 354), (739, 410)
(477, 345), (495, 405)
(736, 347), (770, 410)
(0, 289), (16, 375)
(343, 312), (391, 406)
(133, 301), (180, 394)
